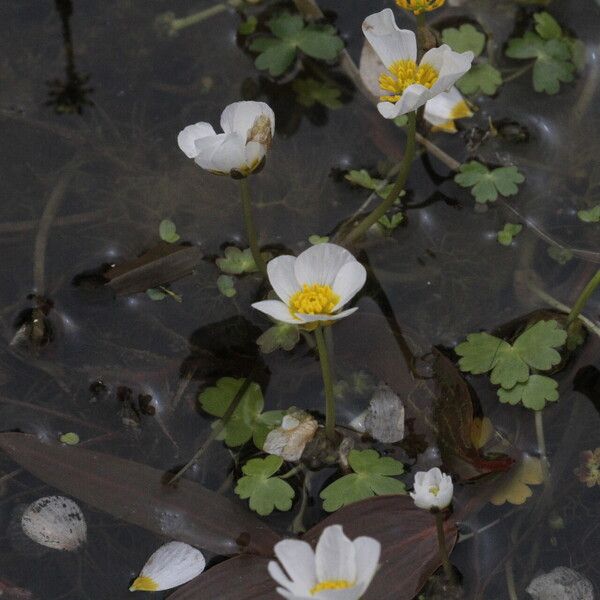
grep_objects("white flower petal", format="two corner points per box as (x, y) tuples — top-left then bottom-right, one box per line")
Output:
(424, 45), (474, 95)
(358, 43), (384, 99)
(198, 132), (247, 174)
(251, 300), (299, 324)
(332, 261), (367, 308)
(220, 101), (275, 136)
(267, 255), (301, 303)
(130, 542), (205, 592)
(411, 468), (454, 510)
(273, 539), (317, 593)
(293, 307), (358, 324)
(244, 140), (267, 171)
(315, 525), (357, 584)
(269, 561), (296, 592)
(362, 9), (416, 69)
(177, 123), (216, 159)
(377, 82), (431, 118)
(311, 589), (364, 600)
(353, 536), (381, 588)
(294, 243), (357, 287)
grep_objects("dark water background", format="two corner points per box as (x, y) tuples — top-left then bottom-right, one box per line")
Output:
(0, 0), (599, 598)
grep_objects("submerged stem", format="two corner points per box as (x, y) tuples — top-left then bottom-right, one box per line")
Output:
(314, 325), (336, 441)
(566, 269), (600, 330)
(344, 112), (417, 243)
(534, 409), (550, 482)
(434, 511), (456, 586)
(239, 178), (267, 277)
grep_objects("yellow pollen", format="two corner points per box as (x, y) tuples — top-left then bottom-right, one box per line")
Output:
(379, 60), (439, 103)
(429, 485), (440, 496)
(289, 284), (340, 316)
(450, 100), (473, 120)
(129, 576), (159, 592)
(310, 580), (355, 595)
(396, 0), (445, 15)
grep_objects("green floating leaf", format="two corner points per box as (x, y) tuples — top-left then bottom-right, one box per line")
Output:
(238, 15), (257, 36)
(378, 213), (404, 231)
(146, 288), (166, 301)
(320, 449), (405, 512)
(456, 320), (567, 389)
(234, 455), (295, 516)
(578, 205), (600, 223)
(498, 374), (559, 410)
(506, 32), (575, 94)
(159, 219), (180, 243)
(217, 274), (237, 298)
(456, 63), (503, 96)
(442, 24), (486, 56)
(292, 78), (342, 109)
(198, 377), (284, 449)
(345, 169), (393, 199)
(455, 161), (525, 203)
(257, 323), (300, 354)
(547, 245), (573, 265)
(216, 247), (265, 275)
(59, 432), (80, 445)
(249, 13), (343, 77)
(497, 223), (523, 246)
(308, 234), (329, 245)
(534, 11), (562, 41)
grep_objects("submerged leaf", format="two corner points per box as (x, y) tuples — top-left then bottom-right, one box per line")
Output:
(216, 247), (264, 275)
(490, 455), (543, 505)
(577, 205), (600, 223)
(292, 78), (342, 109)
(497, 223), (523, 246)
(257, 323), (300, 353)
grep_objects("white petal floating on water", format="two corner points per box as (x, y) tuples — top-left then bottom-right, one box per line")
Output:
(526, 566), (594, 600)
(130, 541), (206, 592)
(21, 496), (86, 551)
(364, 384), (405, 443)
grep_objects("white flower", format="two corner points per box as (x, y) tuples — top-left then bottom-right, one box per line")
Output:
(264, 410), (319, 462)
(362, 9), (474, 119)
(177, 101), (275, 176)
(410, 467), (453, 510)
(268, 524), (380, 599)
(423, 86), (473, 133)
(252, 243), (366, 328)
(130, 541), (206, 592)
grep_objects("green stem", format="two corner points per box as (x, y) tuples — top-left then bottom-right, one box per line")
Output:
(239, 178), (267, 277)
(280, 465), (303, 480)
(416, 13), (426, 62)
(434, 511), (456, 586)
(314, 325), (336, 441)
(344, 112), (417, 244)
(505, 557), (519, 600)
(566, 269), (600, 329)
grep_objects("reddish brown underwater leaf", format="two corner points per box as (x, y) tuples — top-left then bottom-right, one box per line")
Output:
(433, 349), (514, 481)
(0, 433), (279, 556)
(171, 495), (457, 600)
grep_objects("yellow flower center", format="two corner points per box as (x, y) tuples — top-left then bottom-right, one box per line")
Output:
(289, 284), (340, 316)
(129, 576), (159, 592)
(429, 485), (440, 496)
(396, 0), (445, 14)
(310, 580), (355, 595)
(379, 60), (439, 103)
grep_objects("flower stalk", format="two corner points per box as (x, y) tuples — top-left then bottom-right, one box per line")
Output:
(566, 269), (600, 331)
(416, 13), (427, 61)
(239, 178), (267, 277)
(345, 111), (417, 243)
(314, 325), (336, 441)
(434, 511), (456, 586)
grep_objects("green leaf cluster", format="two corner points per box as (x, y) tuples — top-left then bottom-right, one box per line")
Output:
(578, 205), (600, 223)
(456, 320), (567, 410)
(378, 212), (404, 232)
(547, 245), (573, 265)
(235, 455), (295, 516)
(159, 219), (180, 243)
(238, 15), (257, 36)
(216, 246), (269, 275)
(249, 12), (344, 77)
(442, 24), (502, 96)
(505, 12), (582, 94)
(257, 323), (300, 353)
(455, 161), (525, 203)
(497, 223), (523, 246)
(198, 377), (284, 448)
(292, 78), (342, 109)
(320, 449), (405, 512)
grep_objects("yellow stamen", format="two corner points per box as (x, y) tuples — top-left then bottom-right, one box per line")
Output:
(129, 576), (159, 592)
(429, 485), (440, 496)
(396, 0), (445, 15)
(310, 579), (355, 595)
(289, 284), (340, 316)
(379, 60), (439, 103)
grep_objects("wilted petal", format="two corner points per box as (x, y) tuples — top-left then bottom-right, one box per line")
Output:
(220, 101), (275, 137)
(362, 9), (417, 68)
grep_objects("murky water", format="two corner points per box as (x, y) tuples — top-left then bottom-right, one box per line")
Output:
(1, 0), (599, 598)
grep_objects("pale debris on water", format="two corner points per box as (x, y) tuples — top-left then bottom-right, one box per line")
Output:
(263, 410), (318, 462)
(351, 384), (405, 443)
(526, 566), (594, 600)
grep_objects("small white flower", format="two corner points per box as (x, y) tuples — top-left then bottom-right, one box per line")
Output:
(362, 9), (474, 118)
(178, 101), (275, 176)
(268, 524), (381, 599)
(252, 243), (366, 328)
(130, 541), (206, 592)
(264, 410), (319, 462)
(410, 467), (453, 510)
